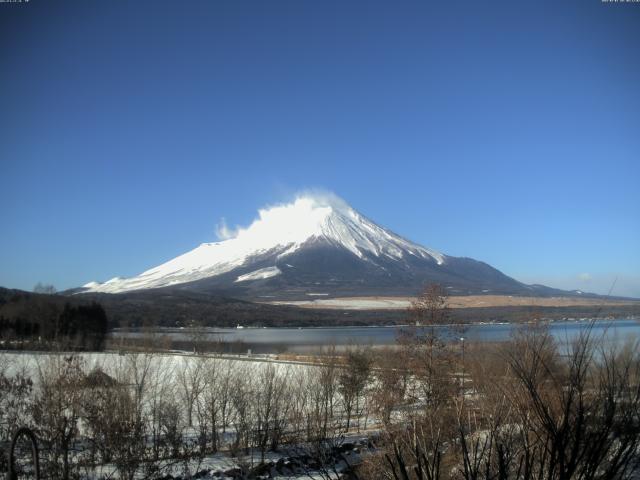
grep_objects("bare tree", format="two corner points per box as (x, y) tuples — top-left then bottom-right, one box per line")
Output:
(82, 376), (147, 480)
(372, 322), (640, 480)
(300, 359), (341, 454)
(0, 356), (34, 475)
(371, 348), (408, 426)
(338, 347), (372, 432)
(252, 363), (289, 462)
(229, 365), (254, 456)
(198, 357), (221, 453)
(145, 354), (177, 460)
(31, 355), (86, 480)
(408, 283), (449, 328)
(177, 356), (206, 428)
(401, 284), (455, 408)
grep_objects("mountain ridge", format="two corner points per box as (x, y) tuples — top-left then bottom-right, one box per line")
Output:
(78, 194), (597, 300)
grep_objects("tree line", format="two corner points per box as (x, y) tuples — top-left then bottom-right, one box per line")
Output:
(0, 288), (108, 350)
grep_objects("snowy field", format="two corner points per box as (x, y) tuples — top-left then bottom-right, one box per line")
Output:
(0, 350), (312, 384)
(0, 350), (376, 480)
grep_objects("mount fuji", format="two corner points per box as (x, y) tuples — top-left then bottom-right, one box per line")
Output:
(80, 194), (564, 300)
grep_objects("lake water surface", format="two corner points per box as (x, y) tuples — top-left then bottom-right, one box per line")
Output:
(112, 318), (640, 353)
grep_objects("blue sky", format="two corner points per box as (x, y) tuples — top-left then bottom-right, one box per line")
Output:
(1, 0), (639, 297)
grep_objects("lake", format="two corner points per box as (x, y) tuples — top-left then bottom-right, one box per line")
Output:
(111, 318), (640, 354)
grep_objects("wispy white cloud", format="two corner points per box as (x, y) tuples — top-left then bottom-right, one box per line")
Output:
(214, 188), (348, 242)
(215, 217), (238, 240)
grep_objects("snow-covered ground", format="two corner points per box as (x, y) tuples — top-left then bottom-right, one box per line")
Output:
(0, 350), (313, 386)
(0, 350), (377, 479)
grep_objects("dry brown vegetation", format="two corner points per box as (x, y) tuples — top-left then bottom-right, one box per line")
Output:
(357, 286), (640, 480)
(269, 295), (640, 310)
(1, 284), (639, 480)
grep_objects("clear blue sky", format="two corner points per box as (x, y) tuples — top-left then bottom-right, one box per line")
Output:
(1, 0), (639, 297)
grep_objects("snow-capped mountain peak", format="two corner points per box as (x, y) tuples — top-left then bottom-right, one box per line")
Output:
(83, 193), (445, 294)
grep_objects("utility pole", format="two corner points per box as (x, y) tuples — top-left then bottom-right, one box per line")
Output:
(460, 337), (465, 403)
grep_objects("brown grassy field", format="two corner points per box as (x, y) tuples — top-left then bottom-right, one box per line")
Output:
(268, 295), (640, 310)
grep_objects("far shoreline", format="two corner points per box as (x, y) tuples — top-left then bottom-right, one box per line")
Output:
(111, 315), (639, 333)
(264, 294), (640, 310)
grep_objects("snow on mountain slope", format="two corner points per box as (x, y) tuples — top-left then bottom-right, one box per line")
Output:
(83, 194), (446, 294)
(235, 266), (282, 283)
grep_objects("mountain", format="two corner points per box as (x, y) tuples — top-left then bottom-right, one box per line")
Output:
(80, 194), (574, 300)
